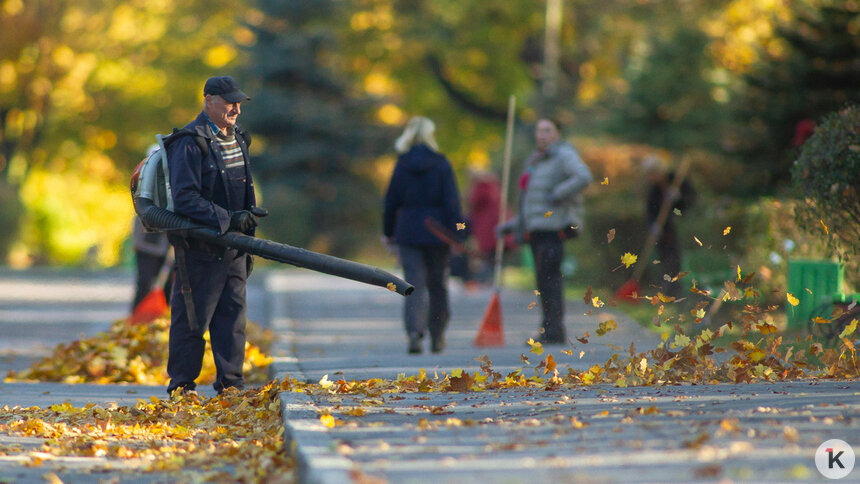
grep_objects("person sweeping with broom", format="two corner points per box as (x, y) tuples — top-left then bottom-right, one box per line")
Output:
(496, 118), (592, 345)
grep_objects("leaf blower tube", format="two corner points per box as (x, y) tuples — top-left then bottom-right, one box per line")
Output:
(134, 197), (413, 296)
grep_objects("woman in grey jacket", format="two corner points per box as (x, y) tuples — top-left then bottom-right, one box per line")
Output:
(497, 118), (592, 344)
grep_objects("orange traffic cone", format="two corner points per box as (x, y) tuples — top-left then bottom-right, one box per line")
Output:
(129, 288), (168, 325)
(474, 291), (505, 347)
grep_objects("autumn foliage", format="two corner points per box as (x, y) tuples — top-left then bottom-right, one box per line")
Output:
(5, 316), (273, 386)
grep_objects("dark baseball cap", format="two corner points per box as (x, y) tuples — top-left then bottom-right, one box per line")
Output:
(203, 76), (250, 103)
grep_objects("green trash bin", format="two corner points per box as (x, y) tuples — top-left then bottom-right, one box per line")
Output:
(786, 259), (844, 329)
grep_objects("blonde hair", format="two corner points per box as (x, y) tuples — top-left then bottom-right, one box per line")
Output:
(394, 116), (438, 154)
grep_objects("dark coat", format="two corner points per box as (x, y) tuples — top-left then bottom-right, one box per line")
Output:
(167, 112), (257, 244)
(383, 144), (462, 246)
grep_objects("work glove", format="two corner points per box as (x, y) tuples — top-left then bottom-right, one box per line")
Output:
(229, 210), (258, 233)
(250, 206), (269, 218)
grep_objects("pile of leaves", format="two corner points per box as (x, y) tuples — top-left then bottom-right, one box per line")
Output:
(0, 380), (293, 483)
(5, 316), (273, 386)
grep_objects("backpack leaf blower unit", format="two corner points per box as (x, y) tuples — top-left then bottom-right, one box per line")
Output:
(131, 133), (413, 297)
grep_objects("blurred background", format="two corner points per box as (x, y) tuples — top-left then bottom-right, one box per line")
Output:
(0, 0), (858, 305)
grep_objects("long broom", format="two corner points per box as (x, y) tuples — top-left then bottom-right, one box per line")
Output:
(474, 95), (516, 347)
(615, 157), (691, 302)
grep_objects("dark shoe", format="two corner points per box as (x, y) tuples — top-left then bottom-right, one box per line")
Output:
(408, 334), (423, 354)
(431, 335), (446, 353)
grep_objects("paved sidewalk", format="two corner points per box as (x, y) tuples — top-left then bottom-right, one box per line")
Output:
(267, 270), (860, 484)
(0, 268), (268, 483)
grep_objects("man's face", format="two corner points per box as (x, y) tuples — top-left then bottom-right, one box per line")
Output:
(204, 94), (241, 130)
(535, 119), (560, 152)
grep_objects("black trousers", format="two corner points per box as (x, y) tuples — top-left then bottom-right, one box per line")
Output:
(529, 231), (568, 342)
(167, 248), (248, 395)
(399, 245), (451, 340)
(132, 252), (173, 309)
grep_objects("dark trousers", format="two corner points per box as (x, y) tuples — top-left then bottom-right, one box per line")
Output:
(399, 245), (451, 340)
(132, 252), (173, 309)
(167, 248), (248, 395)
(529, 231), (567, 342)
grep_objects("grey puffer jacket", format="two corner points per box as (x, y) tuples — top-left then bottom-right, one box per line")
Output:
(500, 140), (592, 236)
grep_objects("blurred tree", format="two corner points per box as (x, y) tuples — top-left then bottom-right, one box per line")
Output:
(240, 0), (395, 256)
(0, 0), (245, 265)
(792, 105), (860, 257)
(605, 27), (726, 152)
(733, 0), (860, 193)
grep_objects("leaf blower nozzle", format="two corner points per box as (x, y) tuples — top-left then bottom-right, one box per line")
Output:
(134, 197), (413, 296)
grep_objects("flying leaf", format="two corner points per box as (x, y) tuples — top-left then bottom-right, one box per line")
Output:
(607, 229), (615, 244)
(544, 211), (553, 218)
(786, 293), (799, 306)
(673, 208), (681, 216)
(583, 286), (593, 305)
(527, 339), (544, 355)
(820, 219), (829, 234)
(595, 320), (617, 336)
(456, 222), (466, 231)
(528, 302), (537, 309)
(601, 177), (609, 185)
(592, 297), (605, 308)
(621, 252), (638, 268)
(579, 351), (585, 359)
(839, 319), (858, 339)
(693, 236), (703, 246)
(737, 265), (741, 282)
(723, 226), (731, 236)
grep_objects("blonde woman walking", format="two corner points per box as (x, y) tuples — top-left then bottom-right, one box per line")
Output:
(383, 117), (462, 354)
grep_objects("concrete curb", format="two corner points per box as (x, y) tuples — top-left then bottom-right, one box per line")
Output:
(264, 274), (353, 484)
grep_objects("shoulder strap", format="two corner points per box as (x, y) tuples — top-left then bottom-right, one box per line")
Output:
(164, 128), (209, 158)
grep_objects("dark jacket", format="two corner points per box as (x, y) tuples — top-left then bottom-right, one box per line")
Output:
(167, 112), (257, 247)
(383, 144), (462, 246)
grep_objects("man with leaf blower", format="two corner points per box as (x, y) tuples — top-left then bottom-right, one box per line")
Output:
(165, 76), (268, 397)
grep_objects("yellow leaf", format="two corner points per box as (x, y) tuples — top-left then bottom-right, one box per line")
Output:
(748, 349), (765, 362)
(786, 293), (799, 306)
(451, 368), (463, 378)
(578, 350), (585, 359)
(820, 219), (829, 234)
(621, 252), (638, 268)
(592, 296), (605, 308)
(737, 265), (741, 282)
(319, 374), (333, 388)
(386, 282), (397, 292)
(693, 236), (703, 246)
(527, 339), (544, 355)
(812, 317), (830, 324)
(456, 222), (466, 231)
(839, 319), (858, 339)
(601, 177), (609, 185)
(527, 302), (537, 309)
(723, 226), (731, 236)
(696, 308), (706, 319)
(320, 414), (336, 428)
(543, 354), (556, 374)
(544, 211), (553, 218)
